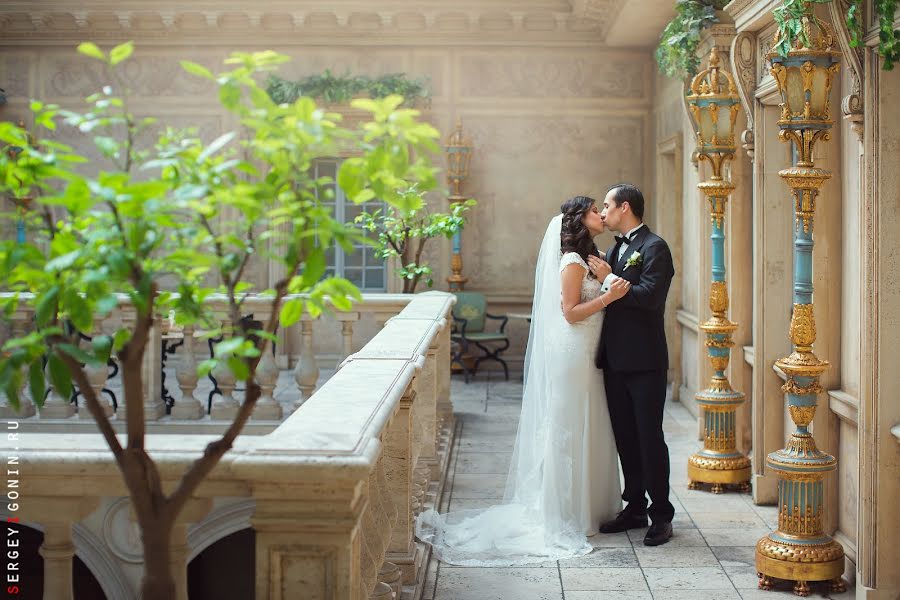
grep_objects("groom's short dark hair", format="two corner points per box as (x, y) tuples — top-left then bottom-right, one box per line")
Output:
(607, 183), (645, 220)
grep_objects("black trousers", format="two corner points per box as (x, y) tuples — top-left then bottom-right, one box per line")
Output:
(604, 368), (675, 524)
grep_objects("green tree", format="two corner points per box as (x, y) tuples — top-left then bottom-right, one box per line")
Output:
(0, 42), (439, 598)
(355, 188), (474, 293)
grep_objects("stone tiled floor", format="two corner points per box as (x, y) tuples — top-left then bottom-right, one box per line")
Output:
(421, 374), (854, 600)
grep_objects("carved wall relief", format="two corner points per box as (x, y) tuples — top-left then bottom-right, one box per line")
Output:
(829, 0), (865, 139)
(732, 31), (758, 160)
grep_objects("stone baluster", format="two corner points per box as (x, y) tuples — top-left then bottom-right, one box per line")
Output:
(419, 344), (439, 468)
(40, 358), (75, 419)
(171, 325), (204, 419)
(142, 318), (166, 420)
(293, 316), (318, 409)
(83, 316), (114, 418)
(252, 345), (282, 420)
(385, 385), (418, 585)
(335, 312), (360, 370)
(210, 359), (238, 420)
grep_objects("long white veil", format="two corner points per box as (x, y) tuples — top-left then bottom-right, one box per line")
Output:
(415, 214), (594, 566)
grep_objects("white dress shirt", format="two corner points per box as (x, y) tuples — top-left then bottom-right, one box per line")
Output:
(617, 223), (645, 261)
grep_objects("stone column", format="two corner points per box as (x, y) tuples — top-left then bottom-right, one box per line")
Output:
(335, 313), (360, 369)
(25, 497), (98, 600)
(171, 499), (212, 600)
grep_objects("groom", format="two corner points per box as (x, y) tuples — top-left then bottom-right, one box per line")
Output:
(587, 183), (676, 547)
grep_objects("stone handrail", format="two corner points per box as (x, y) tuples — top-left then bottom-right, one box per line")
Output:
(0, 292), (425, 428)
(1, 291), (456, 600)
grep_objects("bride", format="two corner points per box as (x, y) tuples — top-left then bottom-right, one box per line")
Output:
(416, 196), (631, 566)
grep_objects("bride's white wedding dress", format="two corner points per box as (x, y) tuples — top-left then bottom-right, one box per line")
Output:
(416, 214), (621, 566)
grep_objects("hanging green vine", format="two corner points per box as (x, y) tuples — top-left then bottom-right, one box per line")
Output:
(656, 0), (730, 78)
(774, 0), (899, 70)
(851, 0), (900, 70)
(266, 71), (430, 105)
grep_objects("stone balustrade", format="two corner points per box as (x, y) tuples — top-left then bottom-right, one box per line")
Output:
(0, 292), (456, 600)
(0, 292), (421, 432)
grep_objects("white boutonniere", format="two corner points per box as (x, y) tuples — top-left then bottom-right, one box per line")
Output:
(624, 251), (642, 270)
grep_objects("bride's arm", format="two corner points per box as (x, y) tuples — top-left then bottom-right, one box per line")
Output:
(561, 265), (629, 324)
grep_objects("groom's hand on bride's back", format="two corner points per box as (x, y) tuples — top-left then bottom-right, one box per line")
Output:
(587, 255), (612, 280)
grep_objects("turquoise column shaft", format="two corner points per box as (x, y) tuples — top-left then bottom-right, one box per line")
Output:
(793, 217), (814, 305)
(16, 218), (25, 244)
(452, 230), (461, 255)
(711, 209), (725, 283)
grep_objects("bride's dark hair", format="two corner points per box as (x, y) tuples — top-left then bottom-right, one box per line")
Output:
(560, 196), (600, 265)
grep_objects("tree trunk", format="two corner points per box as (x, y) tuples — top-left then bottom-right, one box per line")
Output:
(140, 516), (176, 599)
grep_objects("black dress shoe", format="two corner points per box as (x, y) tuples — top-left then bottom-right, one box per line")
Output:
(643, 521), (673, 546)
(598, 510), (649, 534)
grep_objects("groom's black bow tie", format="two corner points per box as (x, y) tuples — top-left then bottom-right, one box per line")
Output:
(615, 233), (636, 245)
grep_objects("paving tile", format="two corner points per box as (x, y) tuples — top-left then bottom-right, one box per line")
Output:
(710, 546), (757, 567)
(565, 592), (653, 600)
(690, 512), (768, 529)
(560, 567), (649, 591)
(626, 527), (707, 547)
(737, 588), (807, 600)
(699, 528), (771, 547)
(446, 497), (504, 512)
(434, 567), (562, 600)
(558, 547), (639, 568)
(642, 567), (735, 590)
(449, 473), (509, 498)
(650, 591), (742, 600)
(725, 566), (762, 589)
(453, 452), (511, 475)
(634, 545), (718, 568)
(588, 532), (633, 548)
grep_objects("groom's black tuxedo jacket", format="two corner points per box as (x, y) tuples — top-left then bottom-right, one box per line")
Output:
(595, 225), (674, 372)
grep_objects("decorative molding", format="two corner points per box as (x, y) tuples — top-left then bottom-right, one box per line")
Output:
(743, 345), (755, 367)
(0, 2), (634, 45)
(827, 389), (860, 425)
(187, 498), (256, 561)
(676, 309), (700, 333)
(731, 30), (757, 159)
(829, 0), (865, 140)
(73, 522), (136, 600)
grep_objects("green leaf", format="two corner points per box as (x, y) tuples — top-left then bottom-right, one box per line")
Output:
(92, 335), (113, 364)
(181, 60), (215, 80)
(47, 352), (73, 399)
(58, 343), (102, 366)
(279, 298), (304, 328)
(109, 41), (134, 66)
(227, 356), (250, 382)
(77, 42), (107, 62)
(113, 329), (131, 352)
(35, 285), (60, 327)
(28, 360), (46, 408)
(198, 359), (217, 377)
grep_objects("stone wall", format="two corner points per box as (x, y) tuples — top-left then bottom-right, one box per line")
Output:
(0, 2), (657, 368)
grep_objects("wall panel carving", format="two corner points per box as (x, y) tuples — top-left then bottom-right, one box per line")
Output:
(458, 51), (648, 99)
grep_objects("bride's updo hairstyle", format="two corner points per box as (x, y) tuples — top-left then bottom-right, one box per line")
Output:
(560, 195), (600, 265)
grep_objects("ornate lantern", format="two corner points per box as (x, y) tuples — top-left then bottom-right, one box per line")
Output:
(444, 118), (472, 200)
(756, 12), (845, 598)
(684, 47), (750, 495)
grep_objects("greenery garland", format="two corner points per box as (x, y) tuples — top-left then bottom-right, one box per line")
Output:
(266, 71), (430, 105)
(850, 0), (900, 70)
(655, 0), (730, 78)
(656, 0), (900, 76)
(772, 0), (899, 70)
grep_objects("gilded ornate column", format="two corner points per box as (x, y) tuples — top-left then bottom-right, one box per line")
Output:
(444, 119), (472, 292)
(685, 47), (751, 493)
(755, 16), (845, 597)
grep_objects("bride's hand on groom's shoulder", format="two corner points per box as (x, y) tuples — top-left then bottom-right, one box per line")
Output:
(587, 255), (611, 280)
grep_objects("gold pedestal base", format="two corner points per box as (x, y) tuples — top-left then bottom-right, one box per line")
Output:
(756, 536), (845, 596)
(687, 454), (751, 493)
